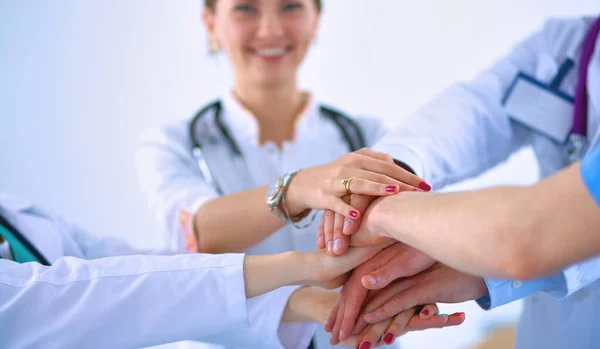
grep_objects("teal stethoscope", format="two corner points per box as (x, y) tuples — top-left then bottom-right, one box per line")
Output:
(189, 99), (367, 195)
(0, 213), (50, 265)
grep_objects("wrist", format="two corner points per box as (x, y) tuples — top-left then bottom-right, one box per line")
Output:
(244, 252), (300, 298)
(366, 196), (395, 240)
(285, 171), (308, 216)
(282, 251), (309, 285)
(284, 287), (337, 324)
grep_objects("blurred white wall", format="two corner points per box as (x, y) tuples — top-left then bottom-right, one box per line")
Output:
(0, 1), (598, 348)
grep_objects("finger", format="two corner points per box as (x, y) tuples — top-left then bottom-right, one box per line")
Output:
(403, 312), (465, 332)
(338, 334), (359, 348)
(356, 316), (393, 349)
(325, 298), (340, 333)
(418, 304), (439, 320)
(404, 313), (448, 332)
(340, 177), (402, 197)
(326, 245), (383, 279)
(363, 284), (423, 324)
(333, 197), (350, 255)
(353, 169), (423, 194)
(351, 155), (430, 190)
(354, 148), (395, 163)
(379, 307), (416, 345)
(343, 194), (372, 236)
(330, 197), (361, 221)
(338, 281), (369, 341)
(330, 294), (346, 345)
(361, 251), (434, 290)
(317, 214), (326, 250)
(324, 210), (336, 256)
(353, 278), (417, 334)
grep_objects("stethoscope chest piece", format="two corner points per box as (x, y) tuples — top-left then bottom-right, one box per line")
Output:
(565, 133), (589, 163)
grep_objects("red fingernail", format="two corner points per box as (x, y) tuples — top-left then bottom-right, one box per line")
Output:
(349, 210), (358, 218)
(383, 333), (394, 344)
(360, 342), (372, 349)
(451, 312), (465, 317)
(385, 185), (397, 193)
(418, 181), (432, 191)
(421, 309), (430, 317)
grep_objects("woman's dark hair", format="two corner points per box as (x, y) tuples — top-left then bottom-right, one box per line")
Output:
(204, 0), (322, 12)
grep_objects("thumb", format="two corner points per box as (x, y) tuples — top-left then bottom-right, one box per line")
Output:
(342, 195), (373, 236)
(360, 261), (411, 290)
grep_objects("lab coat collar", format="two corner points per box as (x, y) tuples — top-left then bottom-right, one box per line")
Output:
(221, 91), (319, 147)
(0, 193), (35, 214)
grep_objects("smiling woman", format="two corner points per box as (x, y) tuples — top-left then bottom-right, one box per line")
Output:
(203, 0), (322, 100)
(135, 1), (429, 348)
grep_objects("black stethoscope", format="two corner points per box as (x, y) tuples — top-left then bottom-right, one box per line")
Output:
(188, 100), (366, 194)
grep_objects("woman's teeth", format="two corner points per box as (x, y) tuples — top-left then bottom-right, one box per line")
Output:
(257, 47), (286, 57)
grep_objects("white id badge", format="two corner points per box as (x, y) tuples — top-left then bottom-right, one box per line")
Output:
(502, 73), (574, 143)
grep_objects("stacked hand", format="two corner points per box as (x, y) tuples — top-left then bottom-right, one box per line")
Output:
(316, 192), (488, 348)
(285, 148), (428, 255)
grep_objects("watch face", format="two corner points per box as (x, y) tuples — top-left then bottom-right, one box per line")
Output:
(267, 177), (283, 203)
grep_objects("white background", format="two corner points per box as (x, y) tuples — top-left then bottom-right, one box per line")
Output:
(1, 1), (598, 348)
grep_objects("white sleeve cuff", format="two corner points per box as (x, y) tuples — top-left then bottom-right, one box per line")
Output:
(563, 256), (600, 297)
(247, 285), (315, 349)
(222, 253), (249, 330)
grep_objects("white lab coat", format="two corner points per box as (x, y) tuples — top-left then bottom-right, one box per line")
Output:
(136, 93), (388, 349)
(374, 17), (600, 349)
(0, 193), (300, 349)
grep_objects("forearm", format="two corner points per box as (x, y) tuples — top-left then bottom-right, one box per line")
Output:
(243, 246), (381, 298)
(282, 287), (338, 324)
(194, 186), (285, 253)
(370, 188), (531, 279)
(525, 163), (600, 277)
(243, 251), (302, 298)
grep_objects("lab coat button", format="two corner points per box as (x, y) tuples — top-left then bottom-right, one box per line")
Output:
(512, 281), (522, 288)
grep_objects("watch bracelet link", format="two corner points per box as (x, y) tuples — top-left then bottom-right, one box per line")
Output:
(270, 170), (315, 228)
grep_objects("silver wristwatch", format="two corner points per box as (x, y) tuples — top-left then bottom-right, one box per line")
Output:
(266, 172), (295, 221)
(266, 171), (313, 226)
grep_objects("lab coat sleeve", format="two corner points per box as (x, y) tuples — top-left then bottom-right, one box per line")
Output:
(0, 253), (249, 349)
(198, 286), (315, 349)
(135, 123), (220, 251)
(60, 219), (173, 259)
(372, 26), (551, 189)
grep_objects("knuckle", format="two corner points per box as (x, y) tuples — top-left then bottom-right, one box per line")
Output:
(348, 153), (360, 164)
(385, 295), (405, 313)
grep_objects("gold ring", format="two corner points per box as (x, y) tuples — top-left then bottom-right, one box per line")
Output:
(341, 177), (355, 195)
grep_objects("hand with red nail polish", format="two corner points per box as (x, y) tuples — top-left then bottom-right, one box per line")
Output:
(349, 303), (464, 348)
(319, 194), (382, 257)
(327, 242), (433, 343)
(285, 148), (427, 226)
